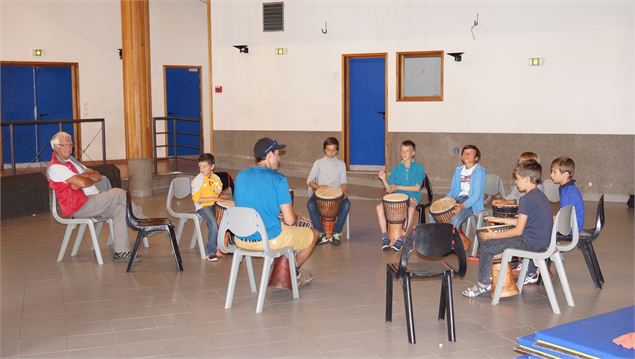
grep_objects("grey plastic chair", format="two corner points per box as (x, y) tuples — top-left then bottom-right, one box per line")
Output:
(484, 174), (506, 205)
(218, 207), (299, 313)
(51, 189), (114, 265)
(165, 176), (206, 259)
(542, 179), (560, 202)
(491, 205), (578, 314)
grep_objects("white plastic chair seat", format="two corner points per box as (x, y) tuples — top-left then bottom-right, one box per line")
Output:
(218, 207), (300, 313)
(51, 189), (114, 265)
(166, 176), (206, 259)
(491, 205), (579, 314)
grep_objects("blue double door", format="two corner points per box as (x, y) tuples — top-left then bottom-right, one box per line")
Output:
(347, 56), (386, 170)
(165, 66), (202, 157)
(1, 64), (74, 164)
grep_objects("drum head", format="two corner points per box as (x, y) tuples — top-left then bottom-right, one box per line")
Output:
(315, 187), (343, 199)
(430, 197), (456, 214)
(215, 200), (235, 209)
(382, 193), (409, 202)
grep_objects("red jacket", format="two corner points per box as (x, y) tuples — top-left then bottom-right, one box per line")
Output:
(47, 154), (88, 217)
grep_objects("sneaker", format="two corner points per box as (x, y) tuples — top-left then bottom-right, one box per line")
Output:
(318, 233), (329, 245)
(332, 233), (342, 246)
(297, 268), (314, 286)
(113, 251), (143, 263)
(381, 236), (391, 251)
(523, 271), (539, 285)
(391, 238), (404, 252)
(207, 255), (218, 262)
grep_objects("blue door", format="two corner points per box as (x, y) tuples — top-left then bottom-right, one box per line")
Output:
(348, 57), (385, 170)
(35, 66), (74, 162)
(165, 67), (201, 157)
(1, 65), (74, 164)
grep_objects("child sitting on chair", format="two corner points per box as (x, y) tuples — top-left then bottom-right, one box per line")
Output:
(462, 160), (552, 297)
(550, 156), (584, 232)
(445, 145), (487, 230)
(376, 140), (425, 251)
(191, 153), (228, 262)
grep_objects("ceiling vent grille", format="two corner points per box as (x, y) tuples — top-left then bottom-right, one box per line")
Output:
(263, 2), (284, 32)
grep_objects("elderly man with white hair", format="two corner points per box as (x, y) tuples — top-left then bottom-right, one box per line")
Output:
(47, 131), (142, 263)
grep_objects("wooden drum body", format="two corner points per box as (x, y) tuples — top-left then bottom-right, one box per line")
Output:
(429, 197), (456, 224)
(269, 216), (313, 290)
(476, 225), (519, 298)
(382, 193), (409, 242)
(314, 187), (344, 238)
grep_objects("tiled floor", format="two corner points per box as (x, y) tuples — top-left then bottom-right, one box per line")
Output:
(1, 181), (633, 358)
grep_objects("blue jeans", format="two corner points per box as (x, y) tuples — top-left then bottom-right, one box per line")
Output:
(450, 195), (473, 229)
(307, 195), (351, 234)
(478, 235), (531, 285)
(197, 206), (218, 256)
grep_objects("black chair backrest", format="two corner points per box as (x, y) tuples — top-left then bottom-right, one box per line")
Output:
(216, 171), (234, 195)
(422, 176), (433, 204)
(400, 223), (467, 276)
(125, 190), (143, 230)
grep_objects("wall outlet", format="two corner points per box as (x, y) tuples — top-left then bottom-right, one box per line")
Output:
(452, 146), (460, 155)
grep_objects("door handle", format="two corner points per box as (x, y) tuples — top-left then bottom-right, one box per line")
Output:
(377, 111), (385, 115)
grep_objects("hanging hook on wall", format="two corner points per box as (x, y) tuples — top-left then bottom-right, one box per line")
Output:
(471, 12), (479, 40)
(321, 21), (328, 34)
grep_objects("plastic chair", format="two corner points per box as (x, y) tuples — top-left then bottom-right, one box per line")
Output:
(416, 176), (433, 224)
(125, 191), (183, 273)
(484, 174), (506, 205)
(558, 195), (605, 288)
(218, 207), (299, 313)
(542, 179), (560, 202)
(166, 176), (206, 259)
(492, 205), (578, 314)
(51, 189), (114, 265)
(466, 212), (486, 257)
(386, 223), (467, 344)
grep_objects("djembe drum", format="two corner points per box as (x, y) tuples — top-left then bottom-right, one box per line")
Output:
(214, 200), (235, 250)
(268, 216), (313, 290)
(382, 193), (409, 243)
(430, 197), (471, 251)
(314, 187), (344, 239)
(476, 225), (519, 298)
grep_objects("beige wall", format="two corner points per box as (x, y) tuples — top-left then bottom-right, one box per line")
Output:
(214, 130), (634, 202)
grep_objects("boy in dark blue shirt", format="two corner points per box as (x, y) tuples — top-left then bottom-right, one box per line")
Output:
(550, 156), (584, 232)
(462, 160), (552, 298)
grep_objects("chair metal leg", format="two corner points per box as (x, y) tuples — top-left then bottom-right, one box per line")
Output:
(256, 256), (274, 313)
(126, 230), (146, 272)
(225, 252), (243, 309)
(167, 225), (183, 271)
(581, 244), (602, 288)
(385, 266), (394, 323)
(438, 275), (446, 320)
(244, 256), (257, 293)
(587, 242), (604, 284)
(445, 271), (456, 342)
(402, 274), (416, 344)
(551, 253), (574, 307)
(57, 224), (76, 262)
(536, 259), (560, 314)
(71, 223), (87, 256)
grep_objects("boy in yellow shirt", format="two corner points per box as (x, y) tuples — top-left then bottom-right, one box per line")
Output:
(191, 153), (224, 262)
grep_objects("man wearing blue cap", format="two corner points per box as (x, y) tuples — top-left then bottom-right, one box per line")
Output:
(234, 137), (318, 285)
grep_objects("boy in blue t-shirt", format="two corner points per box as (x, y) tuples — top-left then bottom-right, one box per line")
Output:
(550, 156), (584, 232)
(462, 160), (553, 298)
(376, 140), (425, 252)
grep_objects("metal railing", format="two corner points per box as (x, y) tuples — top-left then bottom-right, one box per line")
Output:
(1, 118), (106, 175)
(152, 116), (203, 174)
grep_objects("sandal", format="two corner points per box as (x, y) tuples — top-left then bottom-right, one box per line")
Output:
(461, 283), (491, 298)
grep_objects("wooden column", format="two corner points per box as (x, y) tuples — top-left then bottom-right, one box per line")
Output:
(121, 0), (153, 197)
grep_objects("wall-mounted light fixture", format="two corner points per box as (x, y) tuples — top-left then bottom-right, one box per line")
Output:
(233, 45), (249, 54)
(447, 52), (464, 62)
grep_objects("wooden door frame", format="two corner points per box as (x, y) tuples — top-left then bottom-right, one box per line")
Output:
(0, 61), (80, 167)
(162, 65), (203, 159)
(341, 53), (388, 172)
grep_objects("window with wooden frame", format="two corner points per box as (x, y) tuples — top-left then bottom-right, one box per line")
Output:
(397, 50), (444, 101)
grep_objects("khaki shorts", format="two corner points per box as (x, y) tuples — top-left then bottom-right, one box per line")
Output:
(235, 223), (313, 251)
